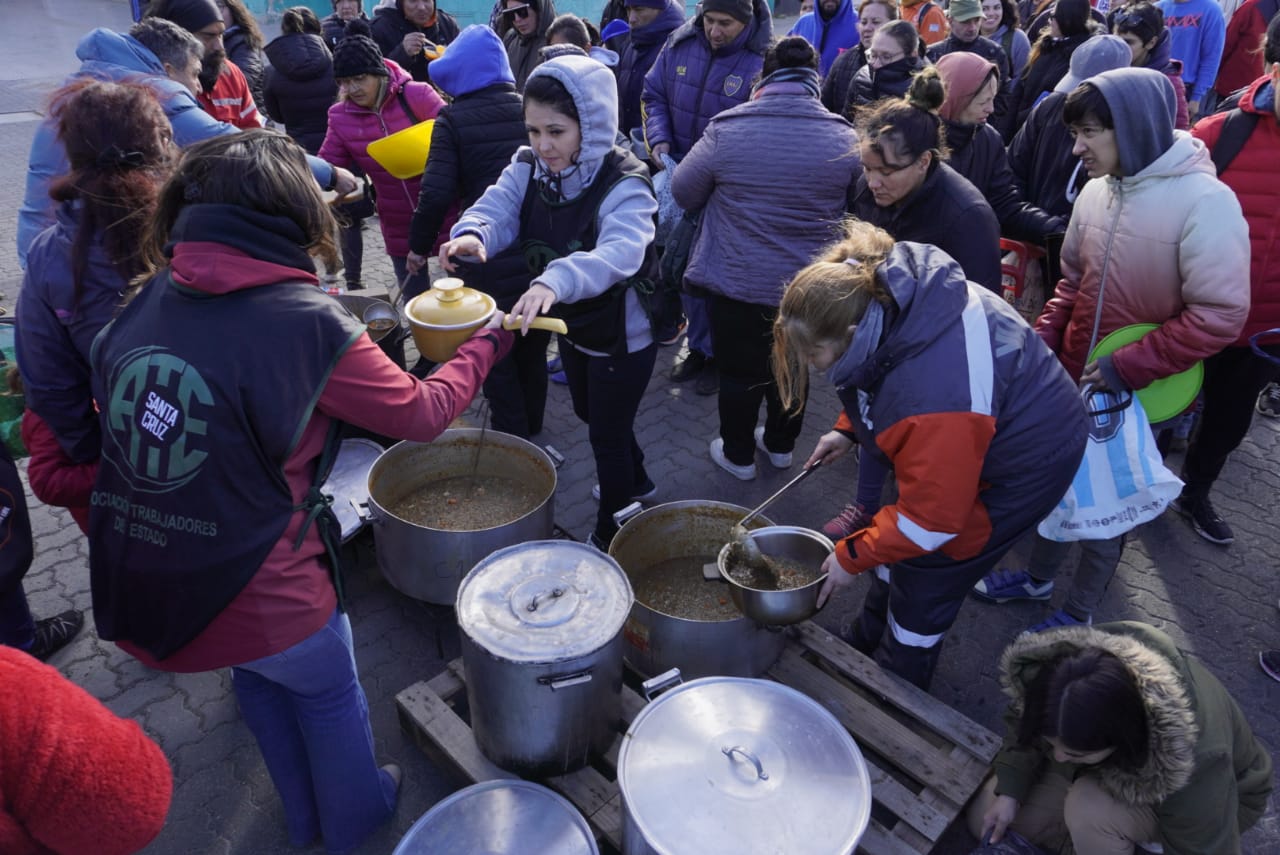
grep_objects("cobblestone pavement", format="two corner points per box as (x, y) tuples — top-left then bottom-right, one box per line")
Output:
(2, 4), (1277, 852)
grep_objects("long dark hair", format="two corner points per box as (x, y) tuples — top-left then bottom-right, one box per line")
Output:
(1017, 648), (1149, 769)
(48, 79), (174, 308)
(141, 130), (339, 279)
(220, 0), (265, 48)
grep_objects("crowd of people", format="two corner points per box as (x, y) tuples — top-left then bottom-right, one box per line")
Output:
(6, 0), (1279, 851)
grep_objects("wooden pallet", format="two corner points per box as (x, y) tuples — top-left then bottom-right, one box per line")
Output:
(397, 621), (1002, 854)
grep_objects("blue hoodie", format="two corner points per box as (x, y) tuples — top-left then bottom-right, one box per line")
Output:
(17, 28), (339, 269)
(788, 0), (860, 75)
(427, 24), (515, 98)
(451, 55), (658, 354)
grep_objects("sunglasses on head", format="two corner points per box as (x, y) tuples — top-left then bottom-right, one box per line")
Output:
(503, 4), (532, 18)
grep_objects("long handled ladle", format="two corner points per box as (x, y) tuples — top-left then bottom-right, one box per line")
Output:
(725, 461), (822, 586)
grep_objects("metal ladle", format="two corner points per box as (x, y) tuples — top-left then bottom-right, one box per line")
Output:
(726, 461), (822, 586)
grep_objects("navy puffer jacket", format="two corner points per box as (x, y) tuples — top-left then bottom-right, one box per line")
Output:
(641, 0), (773, 158)
(615, 0), (685, 137)
(263, 32), (336, 154)
(944, 118), (1066, 241)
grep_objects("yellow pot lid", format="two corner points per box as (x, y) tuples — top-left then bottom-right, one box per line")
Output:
(405, 278), (495, 328)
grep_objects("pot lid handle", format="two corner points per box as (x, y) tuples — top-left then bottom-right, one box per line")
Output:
(433, 277), (466, 303)
(722, 745), (768, 781)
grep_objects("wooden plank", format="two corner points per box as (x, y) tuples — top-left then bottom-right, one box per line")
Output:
(856, 818), (930, 855)
(396, 681), (518, 784)
(769, 646), (979, 808)
(545, 767), (625, 851)
(588, 794), (625, 854)
(791, 621), (1002, 762)
(426, 660), (465, 701)
(863, 757), (952, 842)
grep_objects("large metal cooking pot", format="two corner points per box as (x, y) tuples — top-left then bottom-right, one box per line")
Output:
(392, 780), (598, 854)
(608, 501), (785, 679)
(365, 429), (555, 604)
(457, 540), (633, 777)
(618, 673), (872, 855)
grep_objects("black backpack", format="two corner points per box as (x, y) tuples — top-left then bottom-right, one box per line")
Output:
(1209, 108), (1261, 175)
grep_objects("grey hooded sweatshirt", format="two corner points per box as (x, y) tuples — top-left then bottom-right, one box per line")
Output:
(1088, 66), (1176, 177)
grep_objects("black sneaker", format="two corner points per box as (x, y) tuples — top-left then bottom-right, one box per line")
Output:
(695, 359), (719, 396)
(1175, 495), (1234, 545)
(670, 350), (706, 382)
(29, 609), (84, 661)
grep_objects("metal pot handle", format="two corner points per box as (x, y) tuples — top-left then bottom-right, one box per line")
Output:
(538, 668), (593, 690)
(722, 745), (769, 781)
(613, 501), (644, 528)
(641, 667), (683, 701)
(544, 445), (565, 468)
(355, 501), (381, 526)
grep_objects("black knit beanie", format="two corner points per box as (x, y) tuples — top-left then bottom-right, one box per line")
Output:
(333, 19), (388, 78)
(702, 0), (753, 25)
(151, 0), (221, 33)
(1052, 0), (1091, 37)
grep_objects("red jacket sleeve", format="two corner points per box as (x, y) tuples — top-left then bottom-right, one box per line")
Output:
(20, 409), (93, 534)
(834, 412), (996, 575)
(0, 648), (172, 855)
(317, 327), (513, 440)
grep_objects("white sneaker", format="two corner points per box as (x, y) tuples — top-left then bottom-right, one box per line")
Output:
(591, 481), (658, 502)
(709, 438), (757, 481)
(754, 426), (793, 469)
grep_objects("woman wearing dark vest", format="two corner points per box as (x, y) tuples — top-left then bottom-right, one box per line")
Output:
(88, 131), (513, 853)
(440, 54), (660, 550)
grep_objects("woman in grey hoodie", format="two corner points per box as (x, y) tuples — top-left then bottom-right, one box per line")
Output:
(439, 54), (661, 549)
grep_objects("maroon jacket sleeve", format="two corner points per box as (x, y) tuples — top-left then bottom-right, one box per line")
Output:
(20, 409), (92, 534)
(317, 327), (514, 439)
(0, 648), (172, 855)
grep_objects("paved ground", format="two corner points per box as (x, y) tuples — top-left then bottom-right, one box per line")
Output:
(2, 3), (1277, 853)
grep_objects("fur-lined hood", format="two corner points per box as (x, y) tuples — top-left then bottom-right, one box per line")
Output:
(999, 623), (1198, 805)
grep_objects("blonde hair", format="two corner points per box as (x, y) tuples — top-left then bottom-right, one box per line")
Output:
(772, 220), (896, 410)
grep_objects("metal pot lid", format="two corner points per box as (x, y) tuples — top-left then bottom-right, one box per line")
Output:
(406, 277), (495, 329)
(457, 540), (633, 663)
(617, 677), (871, 854)
(321, 438), (384, 542)
(392, 779), (598, 855)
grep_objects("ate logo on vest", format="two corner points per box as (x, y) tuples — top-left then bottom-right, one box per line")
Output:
(103, 346), (213, 493)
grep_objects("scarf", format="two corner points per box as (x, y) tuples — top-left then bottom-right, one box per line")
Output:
(166, 203), (317, 273)
(750, 66), (821, 100)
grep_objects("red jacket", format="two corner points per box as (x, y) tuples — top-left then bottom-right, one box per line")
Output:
(0, 647), (172, 855)
(319, 59), (444, 257)
(1193, 76), (1280, 347)
(20, 409), (92, 534)
(117, 242), (512, 672)
(197, 61), (263, 129)
(1214, 0), (1273, 97)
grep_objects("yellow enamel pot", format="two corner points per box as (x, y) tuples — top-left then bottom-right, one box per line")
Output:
(405, 278), (567, 362)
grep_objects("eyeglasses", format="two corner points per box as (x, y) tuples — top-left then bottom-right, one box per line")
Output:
(867, 50), (903, 64)
(503, 4), (532, 18)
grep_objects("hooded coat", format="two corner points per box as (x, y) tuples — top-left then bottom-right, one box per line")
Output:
(318, 58), (446, 257)
(16, 28), (238, 267)
(848, 162), (1003, 292)
(820, 42), (868, 113)
(671, 75), (860, 306)
(224, 26), (268, 111)
(845, 56), (929, 115)
(1036, 68), (1249, 388)
(825, 242), (1085, 576)
(407, 25), (526, 257)
(1191, 75), (1280, 348)
(993, 622), (1272, 854)
(615, 0), (685, 136)
(1140, 29), (1192, 130)
(496, 0), (559, 90)
(642, 0), (773, 158)
(451, 55), (658, 354)
(370, 1), (460, 82)
(263, 31), (337, 154)
(787, 0), (860, 74)
(1007, 90), (1080, 219)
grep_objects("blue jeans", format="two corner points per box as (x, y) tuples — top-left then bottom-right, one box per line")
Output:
(231, 609), (396, 852)
(681, 292), (714, 358)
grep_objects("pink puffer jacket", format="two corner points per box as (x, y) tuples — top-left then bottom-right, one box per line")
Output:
(319, 58), (443, 257)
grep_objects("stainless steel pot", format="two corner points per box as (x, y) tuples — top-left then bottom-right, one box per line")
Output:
(608, 501), (785, 679)
(618, 673), (872, 855)
(365, 429), (556, 604)
(717, 526), (833, 626)
(392, 780), (598, 855)
(457, 540), (633, 777)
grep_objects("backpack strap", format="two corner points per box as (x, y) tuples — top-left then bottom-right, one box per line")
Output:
(396, 88), (420, 124)
(1210, 108), (1260, 175)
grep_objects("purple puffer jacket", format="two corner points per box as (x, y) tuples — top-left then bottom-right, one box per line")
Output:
(641, 0), (773, 158)
(319, 58), (444, 257)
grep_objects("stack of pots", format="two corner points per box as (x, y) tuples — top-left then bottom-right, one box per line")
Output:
(364, 429), (557, 604)
(456, 540), (633, 776)
(608, 501), (786, 679)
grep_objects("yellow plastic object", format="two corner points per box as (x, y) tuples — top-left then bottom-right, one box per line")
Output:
(366, 119), (435, 180)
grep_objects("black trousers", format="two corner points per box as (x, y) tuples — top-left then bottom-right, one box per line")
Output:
(559, 340), (657, 541)
(482, 329), (551, 439)
(1182, 343), (1280, 497)
(707, 294), (805, 466)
